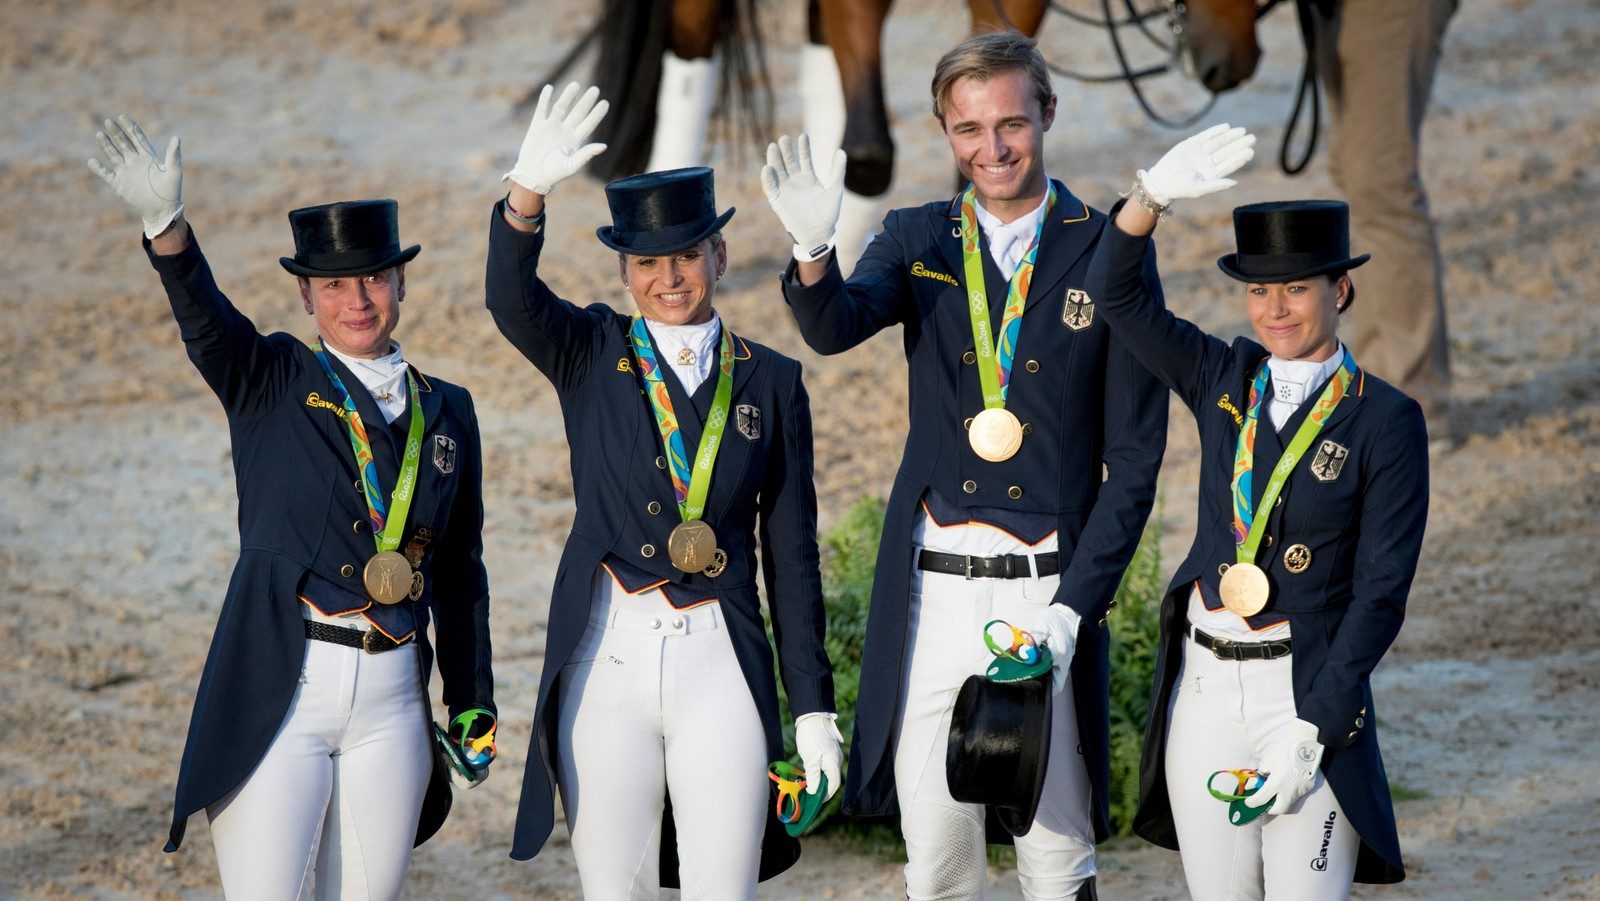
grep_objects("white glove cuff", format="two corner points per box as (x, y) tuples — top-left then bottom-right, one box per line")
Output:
(503, 171), (557, 197)
(143, 202), (184, 241)
(791, 239), (836, 263)
(795, 711), (838, 725)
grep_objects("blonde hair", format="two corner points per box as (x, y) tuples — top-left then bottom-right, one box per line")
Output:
(931, 31), (1053, 122)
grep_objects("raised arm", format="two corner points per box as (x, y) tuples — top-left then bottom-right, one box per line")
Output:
(485, 83), (614, 392)
(90, 115), (293, 419)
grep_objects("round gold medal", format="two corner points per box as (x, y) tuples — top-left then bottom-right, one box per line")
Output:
(969, 408), (1024, 462)
(668, 520), (718, 573)
(1218, 562), (1271, 616)
(364, 550), (415, 605)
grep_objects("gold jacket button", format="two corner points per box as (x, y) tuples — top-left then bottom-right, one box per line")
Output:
(354, 479), (363, 492)
(1355, 716), (1366, 729)
(1264, 534), (1274, 547)
(1025, 359), (1040, 373)
(655, 456), (666, 470)
(1022, 423), (1033, 436)
(1097, 616), (1108, 628)
(964, 417), (974, 430)
(962, 480), (977, 494)
(340, 564), (355, 578)
(647, 501), (662, 515)
(1008, 486), (1023, 499)
(352, 520), (366, 533)
(641, 544), (656, 558)
(962, 351), (976, 364)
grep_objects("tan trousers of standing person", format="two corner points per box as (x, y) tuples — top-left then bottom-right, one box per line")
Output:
(1311, 0), (1458, 435)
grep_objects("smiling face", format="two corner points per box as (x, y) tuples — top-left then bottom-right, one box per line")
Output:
(618, 235), (725, 326)
(1247, 275), (1348, 361)
(940, 68), (1056, 222)
(299, 266), (404, 358)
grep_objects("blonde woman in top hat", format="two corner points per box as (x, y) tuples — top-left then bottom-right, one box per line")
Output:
(88, 116), (496, 898)
(1081, 125), (1429, 899)
(485, 84), (841, 898)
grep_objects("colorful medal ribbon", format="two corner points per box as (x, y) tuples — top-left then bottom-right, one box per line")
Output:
(959, 184), (1056, 409)
(629, 317), (735, 521)
(1229, 349), (1356, 565)
(312, 339), (425, 556)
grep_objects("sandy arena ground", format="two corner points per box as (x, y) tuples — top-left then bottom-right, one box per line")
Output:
(1, 0), (1597, 897)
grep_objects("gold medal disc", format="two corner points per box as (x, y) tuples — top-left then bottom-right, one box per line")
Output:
(969, 408), (1024, 462)
(1218, 562), (1271, 616)
(364, 550), (415, 605)
(668, 520), (718, 573)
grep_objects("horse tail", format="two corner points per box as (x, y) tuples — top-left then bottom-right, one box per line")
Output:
(588, 0), (673, 180)
(709, 0), (774, 170)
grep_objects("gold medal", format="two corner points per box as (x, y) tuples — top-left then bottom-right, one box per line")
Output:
(1283, 544), (1312, 574)
(969, 408), (1024, 462)
(703, 548), (728, 578)
(668, 520), (718, 573)
(364, 550), (414, 605)
(1218, 562), (1271, 616)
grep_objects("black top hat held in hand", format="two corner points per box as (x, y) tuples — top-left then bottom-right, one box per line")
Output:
(279, 199), (421, 278)
(1217, 200), (1371, 284)
(947, 673), (1053, 837)
(596, 167), (735, 257)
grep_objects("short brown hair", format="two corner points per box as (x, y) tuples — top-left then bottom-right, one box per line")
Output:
(931, 31), (1053, 122)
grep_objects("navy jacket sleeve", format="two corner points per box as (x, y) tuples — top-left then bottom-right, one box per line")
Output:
(483, 203), (609, 393)
(1300, 402), (1429, 746)
(1054, 234), (1169, 622)
(145, 232), (297, 420)
(1083, 205), (1240, 416)
(759, 361), (835, 717)
(429, 390), (495, 720)
(779, 211), (915, 355)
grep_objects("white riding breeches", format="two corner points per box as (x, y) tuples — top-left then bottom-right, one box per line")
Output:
(207, 632), (431, 901)
(894, 520), (1095, 900)
(555, 575), (768, 900)
(1164, 630), (1360, 900)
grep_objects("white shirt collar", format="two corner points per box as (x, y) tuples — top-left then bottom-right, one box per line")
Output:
(644, 312), (721, 394)
(323, 339), (409, 423)
(1265, 343), (1345, 428)
(974, 188), (1051, 279)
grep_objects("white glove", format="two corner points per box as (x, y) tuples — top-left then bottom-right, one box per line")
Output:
(1245, 717), (1324, 815)
(1029, 604), (1082, 696)
(794, 712), (843, 801)
(760, 133), (846, 262)
(1137, 123), (1256, 206)
(505, 82), (609, 195)
(88, 115), (184, 239)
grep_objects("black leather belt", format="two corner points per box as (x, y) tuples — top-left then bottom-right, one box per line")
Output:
(1186, 623), (1292, 661)
(304, 619), (413, 654)
(917, 548), (1059, 580)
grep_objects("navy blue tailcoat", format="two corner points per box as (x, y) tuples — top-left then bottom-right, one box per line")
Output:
(779, 182), (1168, 841)
(1085, 213), (1428, 883)
(145, 234), (494, 852)
(484, 206), (834, 884)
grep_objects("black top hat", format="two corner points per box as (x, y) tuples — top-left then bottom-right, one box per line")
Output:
(279, 199), (421, 278)
(596, 167), (735, 257)
(946, 673), (1053, 837)
(1217, 200), (1370, 283)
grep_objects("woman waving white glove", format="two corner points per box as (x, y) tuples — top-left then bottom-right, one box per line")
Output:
(760, 133), (846, 262)
(88, 114), (183, 239)
(1137, 123), (1257, 208)
(506, 82), (610, 196)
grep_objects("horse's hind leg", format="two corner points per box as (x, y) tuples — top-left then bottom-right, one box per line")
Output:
(648, 0), (724, 171)
(815, 0), (893, 275)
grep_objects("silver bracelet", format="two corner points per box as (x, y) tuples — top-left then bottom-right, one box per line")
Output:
(503, 194), (546, 228)
(1123, 174), (1171, 221)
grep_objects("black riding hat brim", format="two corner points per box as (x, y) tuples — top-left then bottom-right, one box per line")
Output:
(279, 244), (421, 278)
(596, 208), (735, 257)
(1216, 252), (1370, 284)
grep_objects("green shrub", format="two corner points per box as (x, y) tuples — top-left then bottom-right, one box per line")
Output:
(772, 496), (1166, 846)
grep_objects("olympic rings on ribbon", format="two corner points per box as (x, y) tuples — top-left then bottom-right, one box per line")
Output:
(768, 761), (808, 824)
(983, 619), (1040, 665)
(450, 708), (498, 768)
(1207, 768), (1266, 803)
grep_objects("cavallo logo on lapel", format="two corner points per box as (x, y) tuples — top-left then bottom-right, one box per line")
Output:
(1216, 393), (1245, 427)
(305, 391), (348, 421)
(911, 261), (958, 286)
